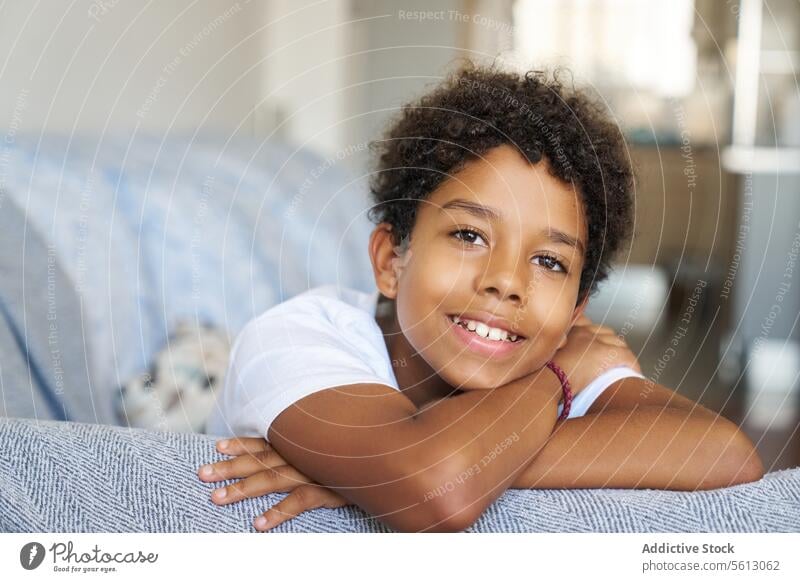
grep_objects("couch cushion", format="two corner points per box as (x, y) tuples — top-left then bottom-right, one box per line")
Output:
(1, 418), (797, 532)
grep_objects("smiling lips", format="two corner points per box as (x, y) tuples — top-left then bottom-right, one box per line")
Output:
(446, 314), (526, 358)
(448, 314), (523, 342)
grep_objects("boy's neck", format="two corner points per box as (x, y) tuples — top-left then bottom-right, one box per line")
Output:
(375, 303), (457, 410)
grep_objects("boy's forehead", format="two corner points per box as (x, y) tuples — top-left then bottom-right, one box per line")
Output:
(426, 152), (586, 237)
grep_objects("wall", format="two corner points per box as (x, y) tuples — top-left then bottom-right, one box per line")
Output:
(0, 1), (273, 138)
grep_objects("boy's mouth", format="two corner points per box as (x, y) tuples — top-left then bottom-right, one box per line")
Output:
(446, 314), (525, 344)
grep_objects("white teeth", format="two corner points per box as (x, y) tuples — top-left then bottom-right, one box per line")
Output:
(475, 322), (490, 337)
(450, 315), (520, 343)
(488, 327), (505, 341)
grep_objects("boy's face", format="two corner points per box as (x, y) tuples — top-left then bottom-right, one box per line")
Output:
(373, 144), (588, 390)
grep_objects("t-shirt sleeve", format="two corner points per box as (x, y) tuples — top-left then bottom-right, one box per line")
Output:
(209, 299), (399, 442)
(558, 366), (645, 419)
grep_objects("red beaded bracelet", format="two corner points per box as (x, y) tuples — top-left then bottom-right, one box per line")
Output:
(545, 360), (572, 421)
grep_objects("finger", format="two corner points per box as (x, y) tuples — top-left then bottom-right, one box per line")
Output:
(599, 353), (641, 373)
(596, 335), (629, 347)
(211, 465), (312, 505)
(198, 448), (287, 482)
(253, 485), (349, 532)
(216, 437), (270, 456)
(223, 439), (291, 468)
(200, 450), (285, 482)
(586, 324), (616, 336)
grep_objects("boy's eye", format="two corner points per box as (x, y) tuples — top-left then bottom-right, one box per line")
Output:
(452, 228), (568, 273)
(533, 254), (566, 273)
(451, 228), (487, 247)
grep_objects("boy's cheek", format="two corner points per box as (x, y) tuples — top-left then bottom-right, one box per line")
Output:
(556, 331), (569, 350)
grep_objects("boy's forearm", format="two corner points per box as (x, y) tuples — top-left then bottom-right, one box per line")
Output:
(410, 368), (562, 527)
(510, 405), (764, 491)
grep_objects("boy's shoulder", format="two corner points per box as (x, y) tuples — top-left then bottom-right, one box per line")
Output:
(233, 285), (392, 376)
(298, 284), (380, 314)
(245, 284), (381, 336)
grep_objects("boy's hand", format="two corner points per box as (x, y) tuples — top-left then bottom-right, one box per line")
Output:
(197, 437), (350, 531)
(552, 315), (641, 395)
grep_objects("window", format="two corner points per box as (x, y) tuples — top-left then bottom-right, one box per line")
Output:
(512, 0), (697, 98)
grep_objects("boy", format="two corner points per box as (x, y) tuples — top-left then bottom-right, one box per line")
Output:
(202, 62), (764, 532)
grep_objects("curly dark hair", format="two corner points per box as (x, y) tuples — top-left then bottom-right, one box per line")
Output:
(367, 60), (634, 305)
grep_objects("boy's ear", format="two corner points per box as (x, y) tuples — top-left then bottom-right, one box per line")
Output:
(369, 223), (407, 300)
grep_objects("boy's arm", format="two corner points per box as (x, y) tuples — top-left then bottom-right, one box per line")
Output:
(510, 377), (765, 490)
(267, 367), (563, 533)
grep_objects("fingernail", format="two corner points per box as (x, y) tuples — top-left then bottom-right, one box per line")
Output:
(200, 465), (213, 477)
(254, 515), (269, 530)
(218, 440), (228, 450)
(213, 488), (227, 500)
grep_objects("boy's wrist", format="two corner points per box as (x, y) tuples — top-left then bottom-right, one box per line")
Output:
(512, 367), (564, 409)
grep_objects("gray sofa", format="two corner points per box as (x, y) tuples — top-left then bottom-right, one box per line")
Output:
(3, 418), (799, 533)
(1, 135), (799, 533)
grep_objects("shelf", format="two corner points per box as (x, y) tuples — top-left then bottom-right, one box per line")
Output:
(722, 145), (800, 173)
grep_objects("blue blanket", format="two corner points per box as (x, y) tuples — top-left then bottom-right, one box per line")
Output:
(1, 134), (377, 398)
(0, 198), (114, 424)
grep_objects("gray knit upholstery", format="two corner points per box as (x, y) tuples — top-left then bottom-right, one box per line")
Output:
(1, 418), (798, 533)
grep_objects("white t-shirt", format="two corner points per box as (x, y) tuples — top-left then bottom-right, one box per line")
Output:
(205, 284), (643, 440)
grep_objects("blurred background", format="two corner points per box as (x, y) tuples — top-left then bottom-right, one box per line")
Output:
(0, 0), (798, 471)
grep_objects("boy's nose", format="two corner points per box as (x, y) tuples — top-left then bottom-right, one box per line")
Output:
(482, 282), (522, 304)
(478, 253), (526, 303)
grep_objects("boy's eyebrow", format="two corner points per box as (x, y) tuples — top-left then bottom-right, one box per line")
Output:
(440, 198), (585, 254)
(440, 198), (501, 222)
(548, 229), (585, 255)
